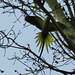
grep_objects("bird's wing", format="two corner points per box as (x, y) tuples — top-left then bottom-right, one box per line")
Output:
(25, 16), (44, 30)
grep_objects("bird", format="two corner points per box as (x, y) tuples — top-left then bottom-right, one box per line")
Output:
(25, 16), (67, 58)
(25, 16), (67, 32)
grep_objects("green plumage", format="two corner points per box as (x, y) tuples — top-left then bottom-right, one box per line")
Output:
(25, 16), (67, 32)
(42, 16), (50, 39)
(25, 15), (67, 57)
(25, 16), (54, 57)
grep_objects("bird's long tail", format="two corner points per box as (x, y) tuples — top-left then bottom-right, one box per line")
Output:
(39, 40), (44, 58)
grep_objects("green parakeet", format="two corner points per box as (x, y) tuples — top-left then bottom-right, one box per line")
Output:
(34, 16), (53, 57)
(25, 16), (68, 57)
(25, 16), (67, 32)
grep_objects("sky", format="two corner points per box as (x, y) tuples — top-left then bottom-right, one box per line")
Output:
(0, 0), (74, 75)
(0, 10), (61, 75)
